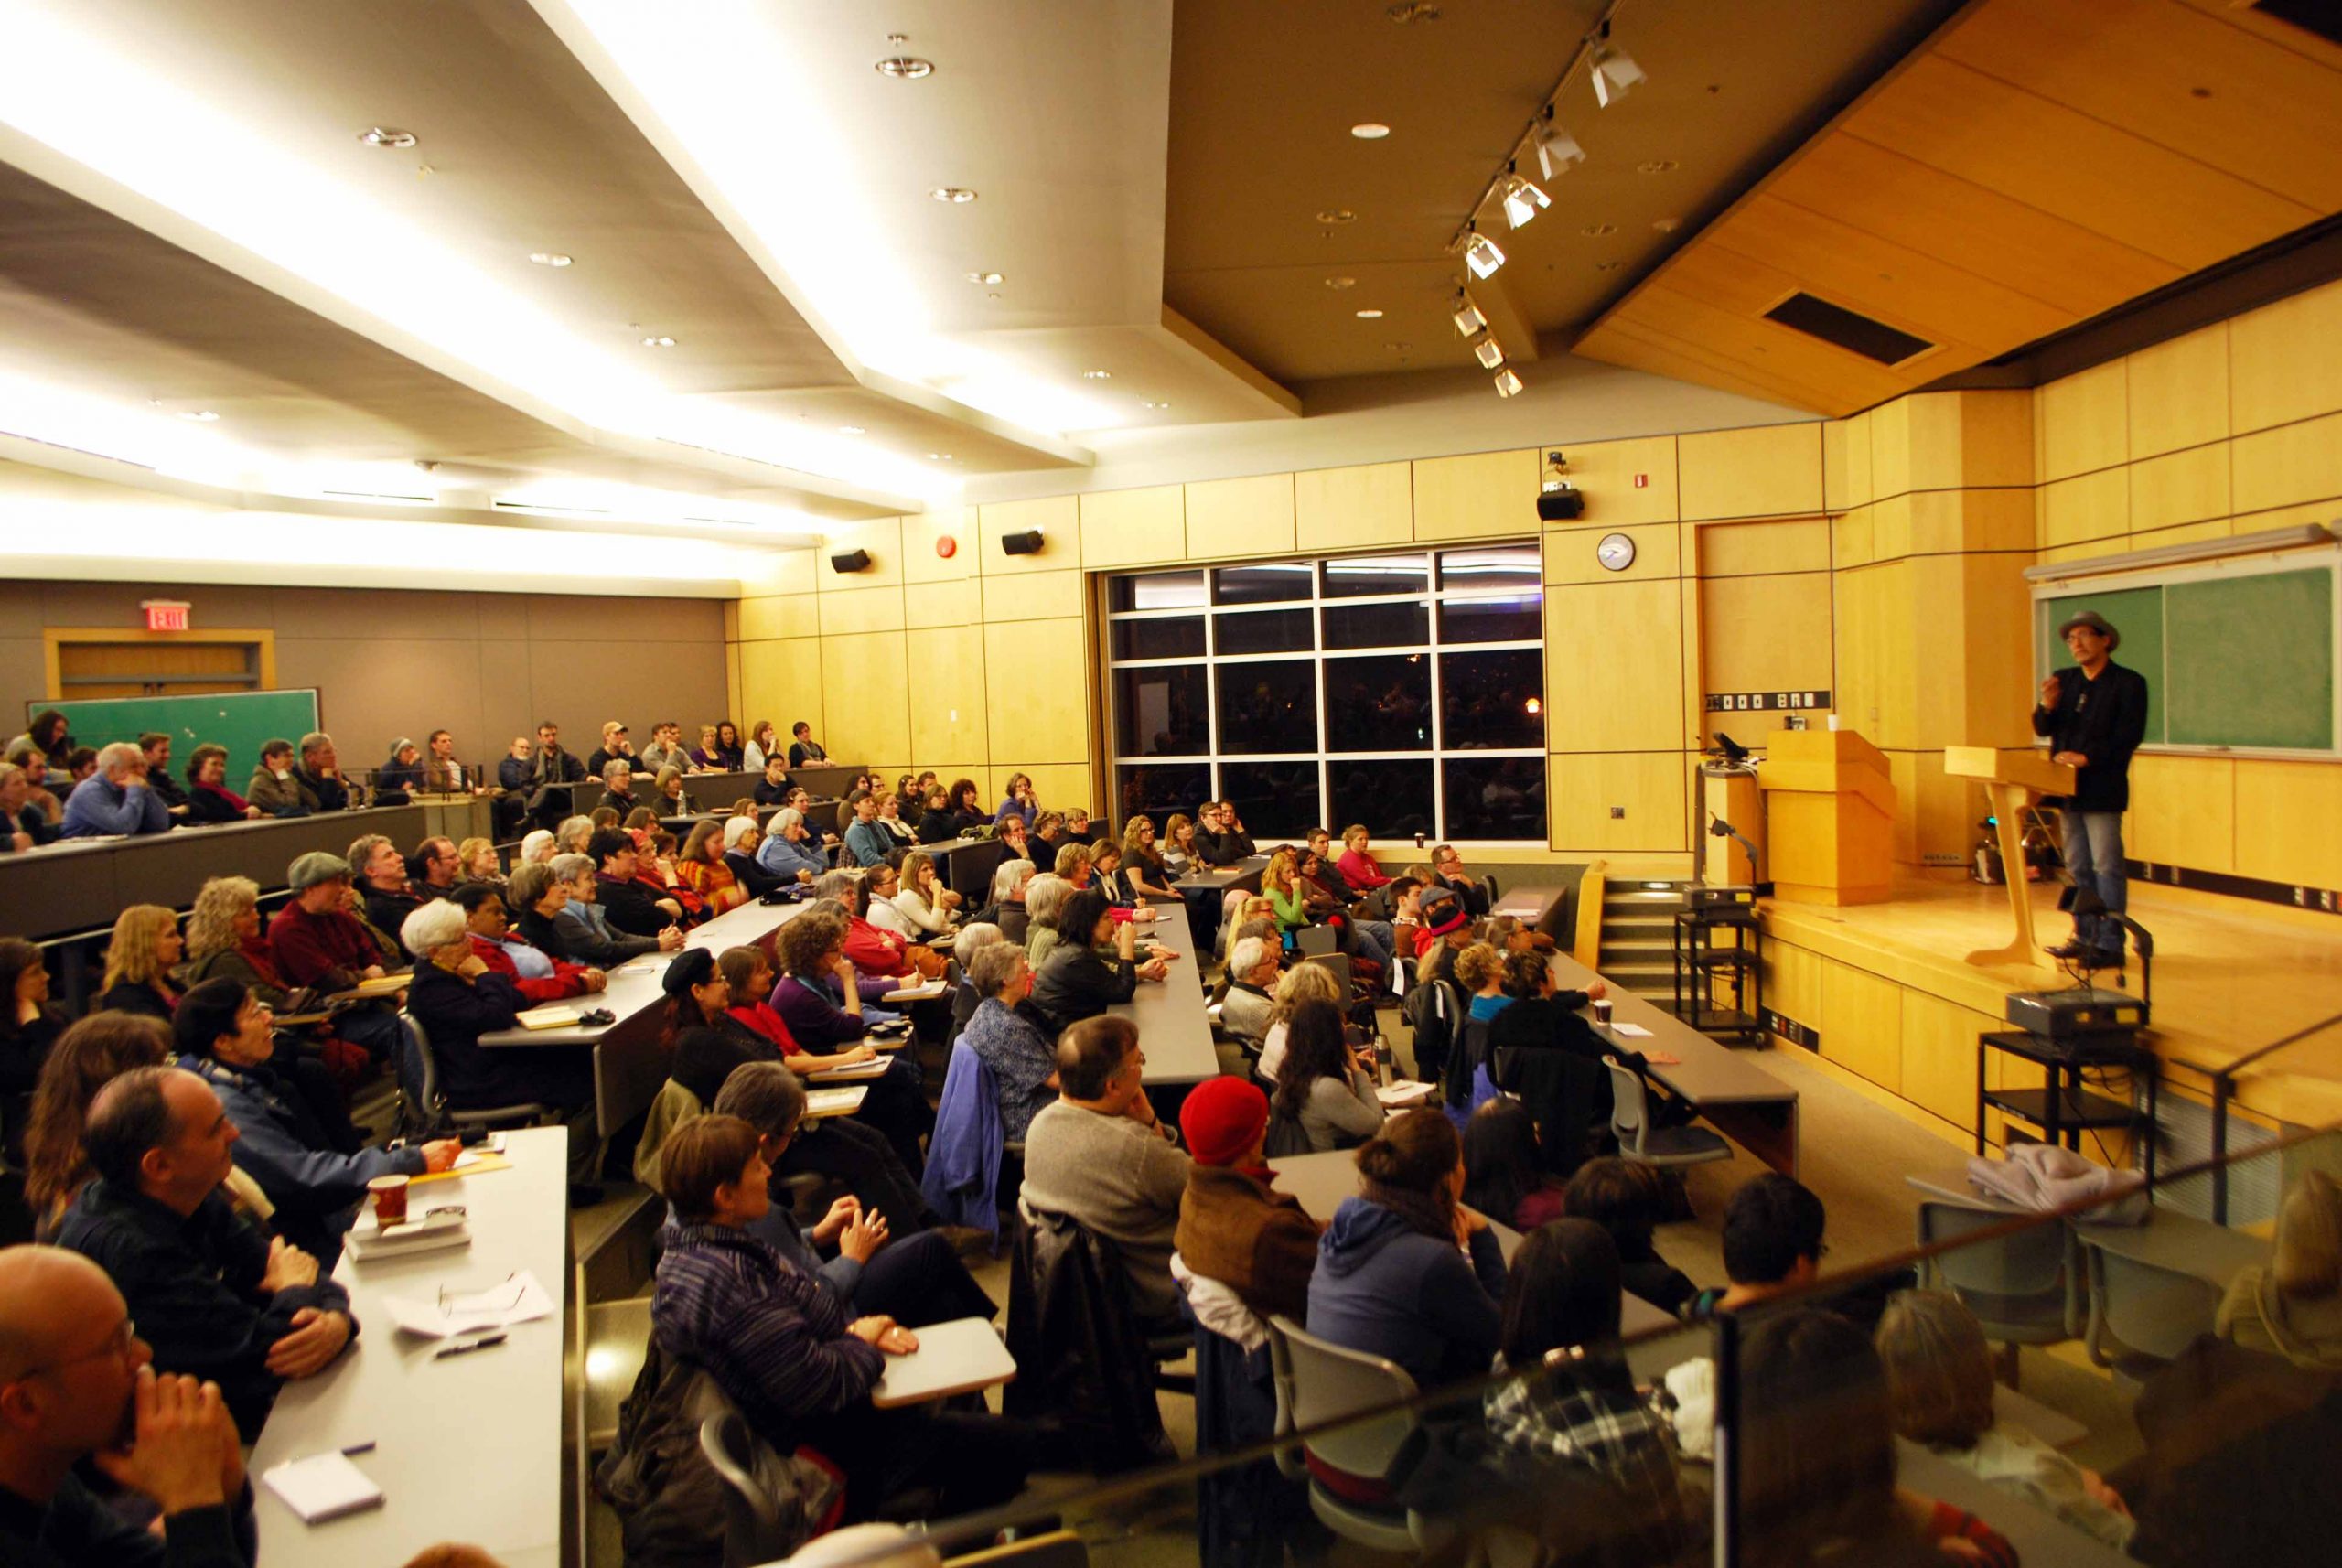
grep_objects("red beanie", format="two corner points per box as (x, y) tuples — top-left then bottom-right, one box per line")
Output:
(1181, 1076), (1269, 1167)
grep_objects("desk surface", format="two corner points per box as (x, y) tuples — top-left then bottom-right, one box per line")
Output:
(1175, 855), (1268, 893)
(2077, 1205), (2271, 1286)
(250, 1126), (569, 1568)
(1266, 1150), (1673, 1337)
(869, 1316), (1018, 1409)
(1109, 911), (1219, 1085)
(1547, 952), (1794, 1110)
(1897, 1444), (2133, 1568)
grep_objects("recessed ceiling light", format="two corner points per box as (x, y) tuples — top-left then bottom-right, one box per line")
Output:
(528, 252), (573, 268)
(1582, 222), (1617, 237)
(358, 127), (417, 149)
(1355, 308), (1385, 319)
(1081, 370), (1112, 380)
(875, 56), (934, 79)
(929, 186), (977, 203)
(837, 425), (865, 435)
(1325, 275), (1357, 290)
(1349, 123), (1391, 140)
(927, 452), (954, 461)
(640, 335), (676, 348)
(178, 409), (220, 422)
(1638, 159), (1679, 175)
(1316, 209), (1357, 225)
(965, 271), (1004, 285)
(1141, 400), (1170, 410)
(1652, 217), (1681, 233)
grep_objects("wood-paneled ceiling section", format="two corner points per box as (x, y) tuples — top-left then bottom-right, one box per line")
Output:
(1574, 0), (2342, 417)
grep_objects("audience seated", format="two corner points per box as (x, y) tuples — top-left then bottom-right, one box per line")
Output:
(1431, 843), (1491, 919)
(715, 817), (785, 898)
(266, 853), (408, 1061)
(95, 906), (183, 1021)
(54, 1066), (357, 1440)
(741, 721), (779, 774)
(859, 861), (919, 942)
(1158, 812), (1198, 878)
(1875, 1289), (2135, 1548)
(768, 908), (905, 1063)
(0, 762), (60, 850)
(756, 807), (828, 885)
(842, 793), (891, 869)
(0, 1244), (260, 1568)
(349, 832), (424, 953)
(60, 743), (171, 840)
(994, 773), (1037, 831)
(584, 722), (633, 782)
(2217, 1167), (2342, 1369)
(1088, 838), (1132, 906)
(891, 851), (961, 939)
(783, 720), (827, 768)
(1270, 997), (1383, 1153)
(1217, 936), (1279, 1069)
(242, 738), (317, 817)
(1020, 873), (1072, 969)
(650, 1116), (1032, 1522)
(948, 923), (1004, 1043)
(1032, 888), (1167, 1031)
(1306, 1108), (1505, 1388)
(873, 791), (915, 852)
(171, 978), (455, 1264)
(1690, 1173), (1829, 1320)
(398, 901), (602, 1204)
(1173, 1076), (1322, 1325)
(411, 835), (463, 900)
(752, 757), (794, 807)
(545, 853), (681, 965)
(814, 871), (924, 985)
(1335, 823), (1390, 891)
(377, 738), (424, 798)
(454, 883), (604, 1004)
(594, 759), (640, 821)
(22, 1014), (172, 1234)
(1481, 1219), (1691, 1563)
(1019, 1015), (1191, 1337)
(1462, 1099), (1565, 1230)
(294, 733), (349, 813)
(914, 787), (958, 844)
(1412, 886), (1474, 990)
(959, 940), (1058, 1142)
(1253, 960), (1343, 1084)
(941, 779), (987, 837)
(1564, 1156), (1698, 1316)
(182, 743), (263, 823)
(1120, 817), (1179, 904)
(1193, 800), (1255, 867)
(671, 820), (746, 916)
(454, 837), (505, 892)
(0, 940), (63, 1163)
(714, 1063), (990, 1326)
(179, 875), (364, 1147)
(587, 829), (680, 938)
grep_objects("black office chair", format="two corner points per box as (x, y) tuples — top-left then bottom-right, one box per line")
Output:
(396, 1012), (553, 1138)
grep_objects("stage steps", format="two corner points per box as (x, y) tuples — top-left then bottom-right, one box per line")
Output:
(1600, 880), (1692, 1010)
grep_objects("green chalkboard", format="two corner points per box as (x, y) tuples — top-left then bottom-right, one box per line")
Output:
(31, 691), (322, 779)
(2037, 585), (2166, 745)
(2166, 571), (2334, 749)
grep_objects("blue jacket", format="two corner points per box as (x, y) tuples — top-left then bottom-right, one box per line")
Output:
(757, 829), (828, 882)
(59, 773), (170, 837)
(994, 797), (1037, 830)
(1305, 1196), (1506, 1389)
(843, 819), (893, 869)
(177, 1054), (423, 1260)
(920, 1041), (1004, 1239)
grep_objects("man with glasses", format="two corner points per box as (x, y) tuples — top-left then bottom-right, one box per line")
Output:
(1430, 842), (1491, 918)
(0, 1245), (256, 1566)
(53, 1067), (358, 1440)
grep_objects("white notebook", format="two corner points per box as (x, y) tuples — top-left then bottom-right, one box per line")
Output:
(262, 1451), (384, 1523)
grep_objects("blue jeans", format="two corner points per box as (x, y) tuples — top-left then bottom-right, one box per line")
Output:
(2060, 809), (2127, 955)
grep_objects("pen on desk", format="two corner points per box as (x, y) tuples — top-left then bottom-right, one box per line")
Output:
(435, 1333), (508, 1359)
(340, 1441), (376, 1456)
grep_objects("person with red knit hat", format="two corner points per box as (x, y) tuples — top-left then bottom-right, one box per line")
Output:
(1174, 1077), (1324, 1323)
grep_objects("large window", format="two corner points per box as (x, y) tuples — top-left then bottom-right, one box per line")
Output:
(1107, 545), (1545, 841)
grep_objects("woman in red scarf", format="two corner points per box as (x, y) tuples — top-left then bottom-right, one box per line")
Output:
(182, 744), (263, 823)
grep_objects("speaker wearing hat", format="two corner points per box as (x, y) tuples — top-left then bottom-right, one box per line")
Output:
(2032, 608), (2151, 965)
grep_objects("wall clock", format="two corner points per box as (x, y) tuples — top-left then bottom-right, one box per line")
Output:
(1596, 532), (1636, 572)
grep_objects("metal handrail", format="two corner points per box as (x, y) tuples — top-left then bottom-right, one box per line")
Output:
(2195, 1008), (2342, 1223)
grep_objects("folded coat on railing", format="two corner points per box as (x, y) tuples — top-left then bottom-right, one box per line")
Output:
(1964, 1141), (2148, 1224)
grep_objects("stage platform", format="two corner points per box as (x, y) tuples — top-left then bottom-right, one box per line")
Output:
(1755, 875), (2342, 1150)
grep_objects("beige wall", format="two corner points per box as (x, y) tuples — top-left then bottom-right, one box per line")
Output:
(0, 581), (728, 774)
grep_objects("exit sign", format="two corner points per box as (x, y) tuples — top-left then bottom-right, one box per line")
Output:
(142, 600), (191, 632)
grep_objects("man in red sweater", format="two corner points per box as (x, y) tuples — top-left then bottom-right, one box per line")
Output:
(452, 884), (606, 1003)
(266, 852), (405, 1059)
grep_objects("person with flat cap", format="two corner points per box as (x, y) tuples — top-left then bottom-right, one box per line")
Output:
(2033, 608), (2150, 965)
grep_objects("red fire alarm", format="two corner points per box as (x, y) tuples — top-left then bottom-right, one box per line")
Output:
(142, 600), (191, 632)
(935, 535), (958, 559)
(1633, 473), (1649, 489)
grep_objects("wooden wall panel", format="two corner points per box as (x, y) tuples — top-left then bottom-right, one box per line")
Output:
(2229, 277), (2342, 435)
(815, 586), (905, 637)
(1295, 461), (1413, 553)
(1699, 518), (1832, 577)
(1547, 752), (1690, 853)
(1411, 449), (1540, 542)
(2127, 444), (2230, 535)
(1679, 424), (1825, 521)
(981, 568), (1083, 624)
(902, 507), (977, 585)
(1552, 435), (1678, 526)
(1078, 487), (1187, 570)
(2128, 753), (2235, 875)
(1542, 580), (1684, 752)
(983, 618), (1089, 765)
(2236, 759), (2342, 890)
(738, 594), (819, 641)
(1821, 957), (1904, 1092)
(977, 496), (1079, 577)
(2230, 411), (2342, 516)
(903, 579), (982, 632)
(817, 516), (905, 592)
(1541, 522), (1680, 586)
(820, 631), (911, 766)
(2125, 324), (2230, 460)
(1185, 474), (1295, 563)
(1702, 573), (1835, 698)
(907, 627), (989, 770)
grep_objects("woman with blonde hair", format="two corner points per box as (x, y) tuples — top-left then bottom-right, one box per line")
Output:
(742, 719), (779, 773)
(2218, 1168), (2342, 1369)
(674, 818), (748, 915)
(1121, 814), (1178, 903)
(1256, 960), (1344, 1084)
(891, 850), (962, 938)
(95, 905), (182, 1020)
(652, 764), (693, 817)
(1160, 811), (1199, 879)
(1876, 1289), (2134, 1547)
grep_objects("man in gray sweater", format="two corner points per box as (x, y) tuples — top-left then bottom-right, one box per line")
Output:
(1018, 1015), (1191, 1334)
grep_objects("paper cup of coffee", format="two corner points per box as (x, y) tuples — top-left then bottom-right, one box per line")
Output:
(1592, 999), (1614, 1027)
(369, 1174), (410, 1226)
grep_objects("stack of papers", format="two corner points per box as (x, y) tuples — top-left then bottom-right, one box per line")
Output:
(804, 1086), (868, 1118)
(513, 1007), (578, 1031)
(263, 1452), (384, 1524)
(381, 1270), (556, 1338)
(1608, 1021), (1654, 1038)
(1377, 1080), (1438, 1107)
(809, 1058), (892, 1082)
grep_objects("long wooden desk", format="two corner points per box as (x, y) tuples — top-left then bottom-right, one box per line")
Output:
(5, 803), (426, 943)
(1109, 909), (1221, 1085)
(1266, 1149), (1673, 1336)
(1546, 951), (1800, 1176)
(249, 1126), (570, 1568)
(478, 896), (814, 1136)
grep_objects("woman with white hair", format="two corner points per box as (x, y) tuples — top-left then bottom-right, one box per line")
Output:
(970, 856), (1036, 942)
(947, 922), (1005, 1040)
(721, 814), (787, 897)
(520, 828), (557, 865)
(1021, 873), (1073, 970)
(756, 805), (829, 885)
(554, 814), (596, 855)
(400, 898), (605, 1204)
(545, 853), (680, 967)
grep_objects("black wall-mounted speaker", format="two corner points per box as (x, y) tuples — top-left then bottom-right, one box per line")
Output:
(1536, 489), (1585, 521)
(1001, 529), (1046, 556)
(830, 548), (873, 574)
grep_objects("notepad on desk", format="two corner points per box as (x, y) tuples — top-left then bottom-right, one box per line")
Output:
(263, 1451), (384, 1524)
(809, 1058), (892, 1082)
(881, 981), (949, 1004)
(512, 1007), (580, 1031)
(1377, 1080), (1437, 1107)
(336, 973), (408, 1000)
(803, 1086), (867, 1119)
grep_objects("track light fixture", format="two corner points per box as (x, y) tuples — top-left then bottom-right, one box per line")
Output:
(1493, 367), (1524, 398)
(1535, 113), (1585, 181)
(1588, 26), (1645, 109)
(1500, 173), (1550, 230)
(1451, 295), (1488, 338)
(1463, 229), (1506, 279)
(1472, 334), (1506, 370)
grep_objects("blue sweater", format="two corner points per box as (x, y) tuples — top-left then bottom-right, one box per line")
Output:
(59, 774), (170, 838)
(843, 820), (893, 868)
(757, 830), (828, 882)
(1305, 1196), (1507, 1389)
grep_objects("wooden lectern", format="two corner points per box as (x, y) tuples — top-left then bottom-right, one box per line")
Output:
(1700, 764), (1764, 886)
(1757, 729), (1895, 905)
(1943, 746), (2076, 967)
